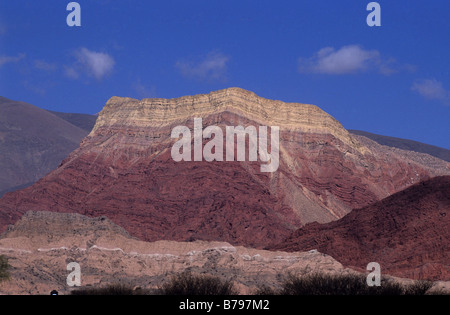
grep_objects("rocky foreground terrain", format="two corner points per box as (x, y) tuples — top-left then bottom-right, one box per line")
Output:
(1, 211), (448, 295)
(0, 211), (357, 295)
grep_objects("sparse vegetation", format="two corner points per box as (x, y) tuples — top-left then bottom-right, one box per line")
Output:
(403, 280), (435, 295)
(255, 272), (436, 295)
(67, 271), (441, 296)
(70, 284), (151, 295)
(69, 272), (236, 295)
(0, 255), (11, 282)
(159, 271), (237, 295)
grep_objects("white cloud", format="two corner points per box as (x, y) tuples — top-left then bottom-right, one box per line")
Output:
(66, 47), (115, 80)
(298, 45), (399, 75)
(64, 66), (80, 79)
(0, 53), (25, 67)
(411, 79), (449, 105)
(34, 59), (57, 72)
(176, 51), (229, 81)
(133, 79), (157, 98)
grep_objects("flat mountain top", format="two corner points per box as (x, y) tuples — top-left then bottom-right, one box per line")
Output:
(94, 87), (361, 151)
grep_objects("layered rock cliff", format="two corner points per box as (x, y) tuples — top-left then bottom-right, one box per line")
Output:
(0, 88), (448, 248)
(91, 88), (363, 151)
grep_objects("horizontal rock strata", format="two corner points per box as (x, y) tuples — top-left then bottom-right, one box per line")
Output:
(0, 88), (448, 249)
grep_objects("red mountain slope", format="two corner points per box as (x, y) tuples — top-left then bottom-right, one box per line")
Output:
(268, 176), (450, 280)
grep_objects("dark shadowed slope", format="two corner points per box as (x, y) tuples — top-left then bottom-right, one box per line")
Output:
(268, 176), (450, 281)
(0, 96), (90, 197)
(349, 130), (450, 162)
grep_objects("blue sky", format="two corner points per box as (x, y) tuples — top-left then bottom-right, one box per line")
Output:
(0, 0), (449, 149)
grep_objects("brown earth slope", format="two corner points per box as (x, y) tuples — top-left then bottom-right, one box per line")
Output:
(268, 176), (450, 281)
(0, 88), (448, 248)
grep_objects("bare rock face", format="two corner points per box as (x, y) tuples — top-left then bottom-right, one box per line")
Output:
(268, 176), (450, 281)
(0, 88), (448, 248)
(0, 211), (351, 295)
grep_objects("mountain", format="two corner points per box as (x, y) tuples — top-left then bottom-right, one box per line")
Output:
(0, 97), (92, 197)
(349, 130), (450, 162)
(267, 176), (450, 281)
(46, 110), (97, 133)
(0, 88), (448, 248)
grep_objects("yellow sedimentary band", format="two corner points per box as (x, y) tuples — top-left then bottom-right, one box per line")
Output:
(91, 87), (367, 154)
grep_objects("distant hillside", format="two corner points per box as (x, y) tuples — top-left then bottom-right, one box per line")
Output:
(46, 110), (97, 133)
(0, 97), (91, 198)
(349, 130), (450, 162)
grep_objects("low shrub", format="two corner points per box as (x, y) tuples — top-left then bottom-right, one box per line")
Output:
(258, 272), (434, 295)
(70, 284), (142, 295)
(159, 271), (237, 295)
(0, 255), (10, 282)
